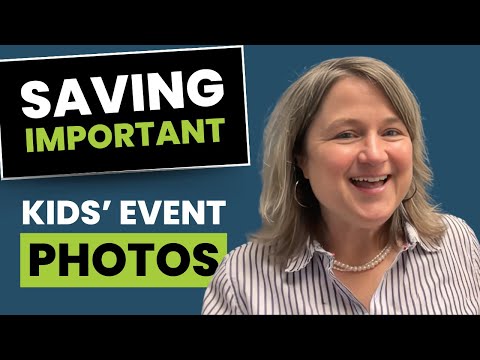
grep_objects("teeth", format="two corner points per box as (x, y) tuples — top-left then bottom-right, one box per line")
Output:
(351, 175), (388, 182)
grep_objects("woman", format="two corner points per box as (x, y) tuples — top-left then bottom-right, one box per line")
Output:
(202, 56), (480, 315)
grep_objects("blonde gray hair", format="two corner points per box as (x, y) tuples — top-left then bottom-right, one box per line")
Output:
(250, 56), (446, 264)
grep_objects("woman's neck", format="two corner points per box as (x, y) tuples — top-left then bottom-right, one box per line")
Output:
(319, 220), (390, 266)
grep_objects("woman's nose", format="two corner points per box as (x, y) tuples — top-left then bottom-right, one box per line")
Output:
(358, 135), (388, 165)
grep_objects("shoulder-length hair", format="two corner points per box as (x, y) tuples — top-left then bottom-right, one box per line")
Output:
(250, 56), (446, 264)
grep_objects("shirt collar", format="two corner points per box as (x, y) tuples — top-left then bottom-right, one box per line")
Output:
(285, 237), (329, 272)
(285, 220), (442, 273)
(404, 221), (442, 252)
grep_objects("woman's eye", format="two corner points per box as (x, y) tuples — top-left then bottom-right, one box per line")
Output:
(384, 129), (400, 136)
(335, 132), (355, 139)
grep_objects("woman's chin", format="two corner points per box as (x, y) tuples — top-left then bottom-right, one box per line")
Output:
(354, 210), (394, 228)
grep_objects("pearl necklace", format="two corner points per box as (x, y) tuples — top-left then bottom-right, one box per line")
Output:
(332, 241), (393, 272)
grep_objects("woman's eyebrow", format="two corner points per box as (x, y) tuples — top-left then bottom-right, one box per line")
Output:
(324, 118), (360, 131)
(324, 116), (403, 131)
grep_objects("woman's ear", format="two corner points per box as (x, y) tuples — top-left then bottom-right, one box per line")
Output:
(295, 155), (309, 179)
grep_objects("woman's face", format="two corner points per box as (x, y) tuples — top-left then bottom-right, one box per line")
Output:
(298, 76), (413, 230)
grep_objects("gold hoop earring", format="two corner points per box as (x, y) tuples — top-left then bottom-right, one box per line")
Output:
(403, 182), (417, 202)
(294, 180), (309, 208)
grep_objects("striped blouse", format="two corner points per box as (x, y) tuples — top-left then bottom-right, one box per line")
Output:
(202, 214), (480, 315)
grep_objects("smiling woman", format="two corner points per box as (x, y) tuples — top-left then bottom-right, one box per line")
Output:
(201, 56), (480, 315)
(297, 76), (414, 235)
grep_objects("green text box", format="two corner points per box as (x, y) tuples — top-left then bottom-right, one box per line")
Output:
(20, 233), (227, 288)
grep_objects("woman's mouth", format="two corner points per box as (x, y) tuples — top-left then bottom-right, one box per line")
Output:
(350, 175), (390, 189)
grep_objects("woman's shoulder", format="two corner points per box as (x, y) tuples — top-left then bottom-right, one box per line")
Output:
(215, 240), (282, 276)
(222, 240), (274, 264)
(441, 213), (477, 236)
(439, 213), (479, 250)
